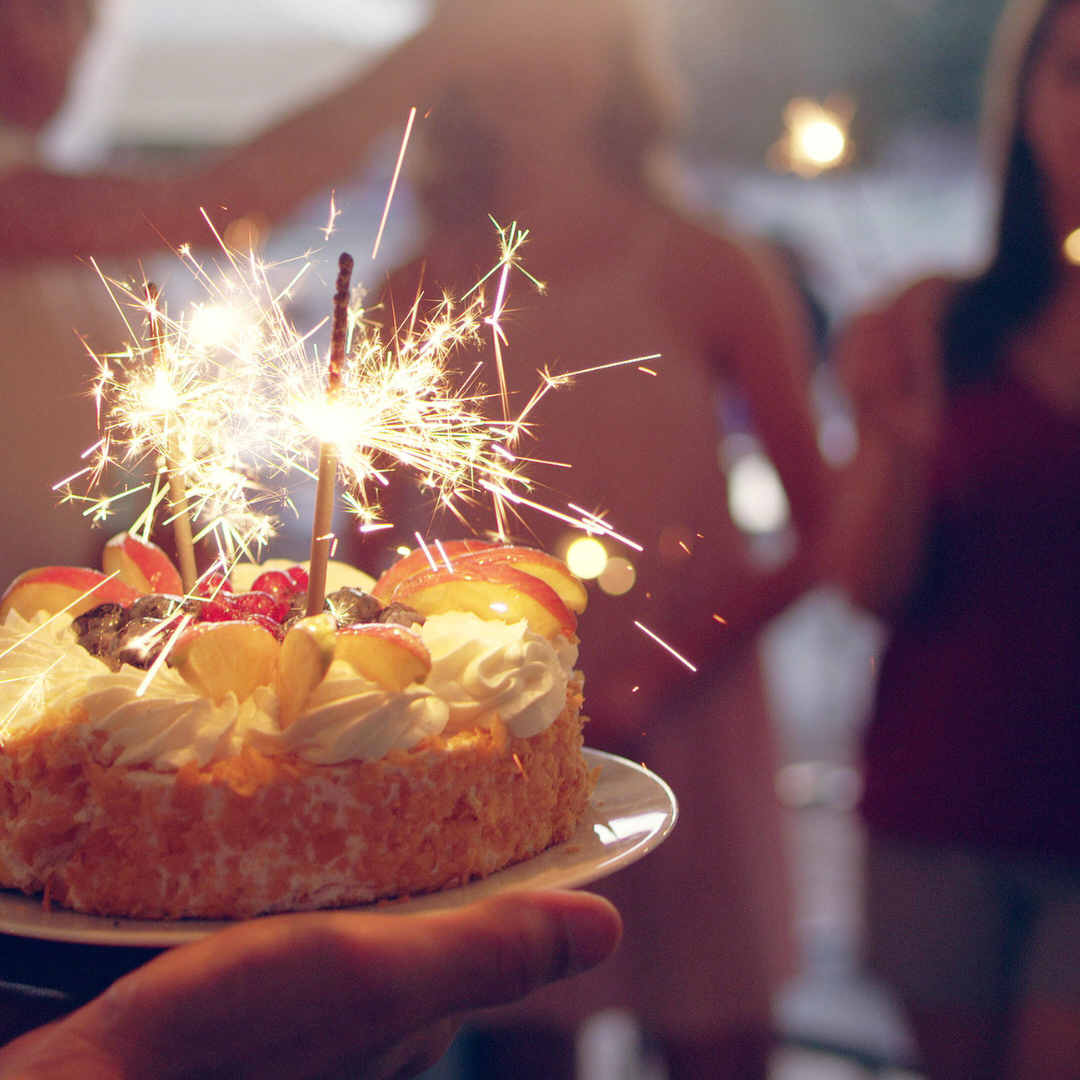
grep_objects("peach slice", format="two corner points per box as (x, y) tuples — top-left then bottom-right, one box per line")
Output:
(334, 623), (432, 693)
(456, 546), (588, 613)
(103, 532), (183, 595)
(277, 614), (337, 727)
(0, 566), (139, 623)
(169, 620), (279, 704)
(389, 561), (576, 640)
(371, 539), (498, 601)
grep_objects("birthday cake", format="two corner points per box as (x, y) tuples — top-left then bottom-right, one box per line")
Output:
(0, 535), (594, 919)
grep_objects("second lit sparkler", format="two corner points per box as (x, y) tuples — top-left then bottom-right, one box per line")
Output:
(306, 253), (355, 615)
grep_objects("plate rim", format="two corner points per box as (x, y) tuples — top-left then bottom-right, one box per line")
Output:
(0, 748), (675, 948)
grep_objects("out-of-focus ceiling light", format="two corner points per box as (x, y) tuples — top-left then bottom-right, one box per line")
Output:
(768, 95), (855, 178)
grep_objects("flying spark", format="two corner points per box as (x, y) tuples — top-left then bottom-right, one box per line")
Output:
(633, 621), (698, 672)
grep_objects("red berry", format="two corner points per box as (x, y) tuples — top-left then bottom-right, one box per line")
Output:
(194, 598), (237, 623)
(251, 570), (292, 599)
(232, 590), (290, 622)
(193, 573), (233, 599)
(284, 565), (309, 592)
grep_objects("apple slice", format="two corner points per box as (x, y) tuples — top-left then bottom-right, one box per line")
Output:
(389, 561), (576, 640)
(334, 623), (432, 693)
(277, 614), (337, 727)
(456, 546), (588, 613)
(0, 566), (139, 623)
(169, 620), (279, 704)
(371, 539), (498, 601)
(102, 532), (183, 596)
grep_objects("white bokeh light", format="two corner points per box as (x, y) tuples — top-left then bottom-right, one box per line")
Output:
(565, 536), (609, 580)
(727, 451), (790, 534)
(797, 119), (846, 169)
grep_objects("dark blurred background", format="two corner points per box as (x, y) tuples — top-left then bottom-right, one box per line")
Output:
(51, 0), (1008, 326)
(57, 0), (1006, 163)
(675, 0), (1005, 163)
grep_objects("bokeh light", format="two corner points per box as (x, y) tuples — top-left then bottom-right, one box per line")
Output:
(598, 556), (636, 596)
(1064, 228), (1080, 265)
(818, 411), (858, 466)
(565, 535), (609, 579)
(775, 761), (863, 811)
(727, 451), (790, 534)
(768, 96), (854, 178)
(798, 119), (845, 169)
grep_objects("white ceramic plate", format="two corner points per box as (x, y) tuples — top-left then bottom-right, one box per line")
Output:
(0, 750), (675, 948)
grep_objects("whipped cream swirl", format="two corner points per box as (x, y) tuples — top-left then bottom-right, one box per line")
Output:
(1, 607), (576, 771)
(243, 662), (448, 765)
(421, 612), (576, 738)
(0, 612), (239, 770)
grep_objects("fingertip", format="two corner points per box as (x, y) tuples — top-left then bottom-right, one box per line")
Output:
(496, 889), (622, 976)
(557, 891), (623, 975)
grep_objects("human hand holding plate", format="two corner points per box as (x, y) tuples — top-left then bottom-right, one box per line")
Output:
(0, 889), (622, 1080)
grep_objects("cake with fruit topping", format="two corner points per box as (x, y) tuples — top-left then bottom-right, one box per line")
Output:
(0, 535), (593, 919)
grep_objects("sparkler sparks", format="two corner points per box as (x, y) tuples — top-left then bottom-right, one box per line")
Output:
(59, 219), (604, 578)
(63, 251), (300, 563)
(633, 621), (698, 673)
(54, 212), (678, 698)
(0, 655), (65, 739)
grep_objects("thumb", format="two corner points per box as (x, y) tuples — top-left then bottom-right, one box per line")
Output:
(403, 889), (623, 1015)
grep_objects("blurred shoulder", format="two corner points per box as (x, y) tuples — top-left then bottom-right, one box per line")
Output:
(860, 273), (960, 331)
(655, 202), (770, 278)
(833, 274), (961, 365)
(649, 201), (801, 321)
(832, 274), (962, 398)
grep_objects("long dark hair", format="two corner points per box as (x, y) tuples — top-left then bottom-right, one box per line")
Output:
(940, 0), (1066, 391)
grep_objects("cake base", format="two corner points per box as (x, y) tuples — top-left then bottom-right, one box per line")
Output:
(0, 686), (593, 919)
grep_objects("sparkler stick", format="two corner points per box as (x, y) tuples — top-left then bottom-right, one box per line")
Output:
(145, 284), (198, 593)
(306, 253), (355, 616)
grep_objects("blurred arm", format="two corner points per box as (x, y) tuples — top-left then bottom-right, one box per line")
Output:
(669, 226), (834, 643)
(0, 23), (454, 259)
(824, 276), (952, 618)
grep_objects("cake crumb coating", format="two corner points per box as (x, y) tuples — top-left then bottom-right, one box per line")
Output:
(0, 683), (593, 919)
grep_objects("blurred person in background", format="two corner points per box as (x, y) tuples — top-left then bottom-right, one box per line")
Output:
(375, 0), (832, 1075)
(0, 0), (462, 583)
(0, 1), (831, 1076)
(830, 0), (1080, 1076)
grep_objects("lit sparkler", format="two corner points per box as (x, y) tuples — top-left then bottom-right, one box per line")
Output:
(62, 249), (300, 566)
(63, 212), (653, 620)
(145, 283), (198, 592)
(305, 252), (355, 615)
(60, 226), (543, 583)
(276, 269), (519, 549)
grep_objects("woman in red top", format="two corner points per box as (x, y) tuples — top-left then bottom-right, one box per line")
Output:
(832, 1), (1080, 1077)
